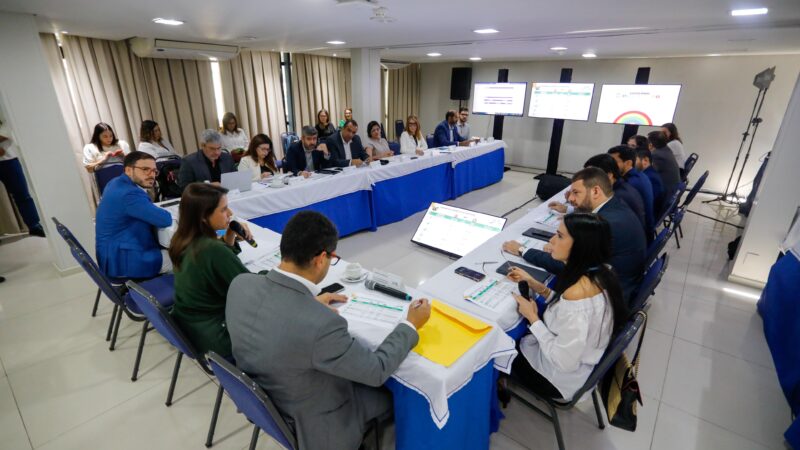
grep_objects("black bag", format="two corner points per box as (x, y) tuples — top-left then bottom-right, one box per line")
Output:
(535, 174), (571, 201)
(156, 159), (183, 201)
(601, 312), (647, 431)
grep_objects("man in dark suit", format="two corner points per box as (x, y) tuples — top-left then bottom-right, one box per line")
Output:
(503, 167), (646, 302)
(608, 145), (655, 240)
(177, 129), (235, 191)
(648, 130), (681, 201)
(584, 153), (647, 235)
(284, 125), (331, 176)
(226, 211), (431, 450)
(636, 149), (665, 218)
(433, 110), (476, 147)
(322, 119), (369, 167)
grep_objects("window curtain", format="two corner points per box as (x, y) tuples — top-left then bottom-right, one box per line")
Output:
(290, 54), (351, 131)
(218, 50), (288, 156)
(386, 63), (421, 141)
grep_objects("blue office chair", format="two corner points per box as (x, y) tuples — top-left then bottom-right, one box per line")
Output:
(94, 163), (124, 196)
(506, 311), (647, 450)
(394, 119), (404, 141)
(281, 132), (299, 155)
(52, 217), (102, 317)
(680, 170), (709, 210)
(207, 351), (298, 450)
(645, 226), (673, 269)
(683, 153), (699, 179)
(630, 254), (669, 312)
(127, 281), (226, 448)
(655, 181), (687, 228)
(388, 141), (401, 155)
(426, 134), (435, 148)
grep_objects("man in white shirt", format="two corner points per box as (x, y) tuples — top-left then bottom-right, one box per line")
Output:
(0, 120), (45, 237)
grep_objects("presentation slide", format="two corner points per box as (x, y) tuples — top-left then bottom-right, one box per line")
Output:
(412, 203), (507, 258)
(527, 82), (595, 121)
(596, 84), (681, 125)
(472, 82), (528, 116)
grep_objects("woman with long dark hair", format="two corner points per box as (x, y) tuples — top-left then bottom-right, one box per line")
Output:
(219, 112), (249, 152)
(364, 120), (393, 159)
(169, 183), (252, 358)
(661, 122), (687, 167)
(506, 212), (628, 401)
(137, 120), (177, 160)
(82, 122), (131, 172)
(237, 134), (278, 180)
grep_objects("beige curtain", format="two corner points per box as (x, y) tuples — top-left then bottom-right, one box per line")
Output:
(219, 50), (288, 157)
(290, 54), (351, 130)
(387, 64), (421, 141)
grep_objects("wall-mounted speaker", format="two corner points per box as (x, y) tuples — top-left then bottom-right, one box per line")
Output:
(450, 67), (472, 100)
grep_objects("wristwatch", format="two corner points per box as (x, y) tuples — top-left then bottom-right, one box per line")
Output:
(518, 246), (527, 257)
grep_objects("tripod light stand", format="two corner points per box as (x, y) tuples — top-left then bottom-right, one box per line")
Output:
(705, 66), (776, 205)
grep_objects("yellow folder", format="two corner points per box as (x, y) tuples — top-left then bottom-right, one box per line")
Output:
(412, 300), (492, 367)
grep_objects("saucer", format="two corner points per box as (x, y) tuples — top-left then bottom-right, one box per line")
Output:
(268, 183), (286, 189)
(341, 272), (367, 283)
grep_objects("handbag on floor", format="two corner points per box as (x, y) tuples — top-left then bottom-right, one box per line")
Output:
(601, 311), (647, 431)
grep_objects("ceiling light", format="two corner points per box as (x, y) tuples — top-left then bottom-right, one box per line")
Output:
(473, 28), (499, 34)
(550, 46), (568, 51)
(427, 52), (442, 57)
(326, 40), (346, 45)
(582, 52), (597, 58)
(152, 18), (184, 26)
(707, 53), (721, 56)
(208, 57), (218, 62)
(333, 53), (337, 57)
(469, 57), (482, 61)
(568, 27), (647, 34)
(731, 8), (768, 16)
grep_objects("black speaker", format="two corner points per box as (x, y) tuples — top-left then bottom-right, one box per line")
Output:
(450, 68), (472, 100)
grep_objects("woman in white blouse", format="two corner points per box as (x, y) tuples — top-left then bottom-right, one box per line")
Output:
(399, 115), (427, 156)
(237, 134), (278, 181)
(661, 122), (687, 168)
(82, 122), (131, 172)
(364, 121), (394, 159)
(505, 213), (628, 401)
(137, 120), (178, 160)
(219, 112), (249, 152)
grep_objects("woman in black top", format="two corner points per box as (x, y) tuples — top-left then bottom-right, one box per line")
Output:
(315, 109), (336, 141)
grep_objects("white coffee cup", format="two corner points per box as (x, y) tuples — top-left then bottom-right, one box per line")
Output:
(344, 262), (363, 280)
(270, 177), (284, 187)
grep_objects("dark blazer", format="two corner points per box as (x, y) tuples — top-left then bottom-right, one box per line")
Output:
(643, 166), (664, 216)
(614, 179), (647, 234)
(625, 168), (655, 238)
(432, 120), (463, 147)
(651, 146), (681, 199)
(177, 150), (235, 190)
(324, 131), (369, 167)
(523, 195), (646, 303)
(315, 123), (336, 141)
(283, 140), (330, 175)
(226, 270), (418, 450)
(95, 175), (172, 279)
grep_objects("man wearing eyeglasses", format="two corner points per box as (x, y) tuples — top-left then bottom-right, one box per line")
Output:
(95, 152), (173, 279)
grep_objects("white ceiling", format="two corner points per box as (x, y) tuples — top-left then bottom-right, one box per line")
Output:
(2, 0), (799, 61)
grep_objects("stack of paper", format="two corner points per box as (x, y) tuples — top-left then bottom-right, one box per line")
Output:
(338, 294), (407, 326)
(463, 278), (516, 312)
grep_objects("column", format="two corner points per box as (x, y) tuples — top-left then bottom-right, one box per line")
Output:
(350, 48), (382, 140)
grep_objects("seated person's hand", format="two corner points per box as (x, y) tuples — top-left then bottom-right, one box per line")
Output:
(506, 266), (533, 284)
(260, 172), (272, 179)
(301, 171), (311, 178)
(238, 221), (253, 241)
(415, 148), (425, 156)
(502, 240), (523, 255)
(406, 298), (431, 329)
(547, 201), (567, 214)
(316, 143), (329, 155)
(513, 293), (539, 323)
(316, 292), (347, 305)
(543, 243), (553, 253)
(351, 158), (364, 167)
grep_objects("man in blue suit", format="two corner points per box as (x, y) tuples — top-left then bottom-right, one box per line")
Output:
(608, 145), (655, 241)
(503, 167), (646, 303)
(96, 152), (172, 279)
(432, 110), (477, 147)
(322, 120), (369, 168)
(284, 126), (331, 176)
(636, 149), (664, 216)
(584, 153), (647, 236)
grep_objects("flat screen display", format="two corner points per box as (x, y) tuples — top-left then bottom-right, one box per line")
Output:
(595, 84), (681, 125)
(471, 82), (528, 116)
(411, 203), (507, 258)
(527, 82), (595, 121)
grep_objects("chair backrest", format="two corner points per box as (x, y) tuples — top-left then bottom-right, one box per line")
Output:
(51, 217), (80, 250)
(645, 226), (671, 269)
(94, 163), (125, 196)
(207, 352), (298, 450)
(655, 181), (687, 226)
(126, 281), (203, 363)
(683, 152), (699, 176)
(426, 134), (435, 148)
(388, 141), (400, 155)
(566, 311), (647, 406)
(630, 254), (669, 312)
(394, 119), (404, 140)
(281, 132), (299, 154)
(680, 170), (709, 208)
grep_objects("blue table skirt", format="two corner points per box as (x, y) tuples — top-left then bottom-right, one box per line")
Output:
(372, 163), (453, 227)
(452, 148), (505, 198)
(249, 190), (375, 237)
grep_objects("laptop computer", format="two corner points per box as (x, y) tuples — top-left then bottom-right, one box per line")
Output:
(221, 171), (253, 192)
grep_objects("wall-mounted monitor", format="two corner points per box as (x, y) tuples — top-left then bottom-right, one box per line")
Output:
(527, 82), (595, 121)
(595, 84), (682, 125)
(471, 82), (528, 116)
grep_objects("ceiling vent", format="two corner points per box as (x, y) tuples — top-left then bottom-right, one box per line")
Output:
(129, 38), (240, 61)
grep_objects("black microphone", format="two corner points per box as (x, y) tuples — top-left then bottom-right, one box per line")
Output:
(364, 279), (412, 301)
(229, 220), (257, 248)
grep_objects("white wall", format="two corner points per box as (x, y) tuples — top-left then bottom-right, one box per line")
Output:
(730, 72), (800, 287)
(0, 13), (94, 272)
(419, 55), (800, 193)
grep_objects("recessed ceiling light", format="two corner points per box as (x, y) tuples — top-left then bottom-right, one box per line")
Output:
(326, 40), (346, 45)
(152, 18), (184, 26)
(333, 53), (337, 57)
(582, 52), (597, 58)
(731, 8), (768, 16)
(427, 52), (442, 57)
(208, 57), (218, 62)
(550, 46), (568, 51)
(707, 53), (721, 56)
(469, 57), (482, 61)
(473, 28), (499, 34)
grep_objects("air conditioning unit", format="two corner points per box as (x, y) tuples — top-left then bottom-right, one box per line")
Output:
(381, 60), (411, 70)
(128, 38), (240, 61)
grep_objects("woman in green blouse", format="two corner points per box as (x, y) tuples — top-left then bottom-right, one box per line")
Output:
(168, 183), (252, 358)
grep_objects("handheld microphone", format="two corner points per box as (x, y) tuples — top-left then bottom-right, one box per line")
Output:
(364, 279), (412, 301)
(229, 220), (257, 248)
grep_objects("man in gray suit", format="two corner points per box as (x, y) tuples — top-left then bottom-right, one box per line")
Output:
(226, 211), (431, 450)
(177, 129), (235, 191)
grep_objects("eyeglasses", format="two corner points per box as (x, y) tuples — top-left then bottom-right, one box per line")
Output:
(327, 251), (340, 266)
(133, 166), (159, 175)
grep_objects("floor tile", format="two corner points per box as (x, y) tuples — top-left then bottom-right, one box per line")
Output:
(0, 376), (31, 450)
(651, 403), (773, 450)
(626, 328), (673, 401)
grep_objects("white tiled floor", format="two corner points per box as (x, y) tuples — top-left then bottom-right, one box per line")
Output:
(0, 170), (790, 449)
